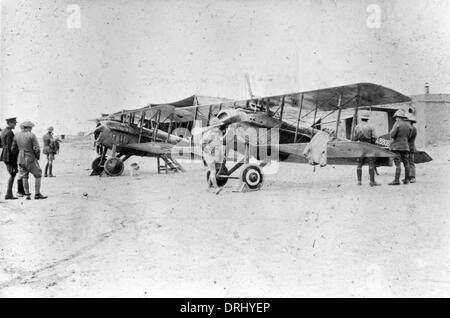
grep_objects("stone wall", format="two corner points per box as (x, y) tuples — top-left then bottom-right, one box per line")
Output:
(417, 94), (450, 146)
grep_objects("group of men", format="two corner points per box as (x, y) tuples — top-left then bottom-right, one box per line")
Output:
(353, 109), (417, 186)
(0, 117), (59, 201)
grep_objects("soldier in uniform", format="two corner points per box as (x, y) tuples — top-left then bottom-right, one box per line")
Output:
(405, 113), (417, 183)
(43, 126), (57, 177)
(11, 121), (48, 200)
(201, 123), (225, 191)
(388, 109), (412, 185)
(15, 123), (27, 197)
(352, 111), (380, 186)
(0, 117), (20, 199)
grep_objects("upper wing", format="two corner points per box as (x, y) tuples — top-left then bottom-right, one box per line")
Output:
(104, 83), (410, 124)
(253, 83), (411, 125)
(168, 83), (410, 121)
(291, 82), (410, 111)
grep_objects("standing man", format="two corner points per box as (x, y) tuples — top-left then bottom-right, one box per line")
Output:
(15, 123), (27, 197)
(0, 117), (20, 199)
(352, 111), (381, 186)
(388, 109), (412, 185)
(43, 126), (57, 177)
(12, 121), (48, 200)
(406, 113), (417, 183)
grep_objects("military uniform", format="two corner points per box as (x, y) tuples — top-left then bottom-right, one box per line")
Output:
(11, 121), (47, 200)
(353, 122), (377, 144)
(43, 129), (57, 177)
(352, 115), (380, 186)
(1, 126), (18, 175)
(1, 125), (19, 199)
(43, 132), (56, 157)
(407, 120), (417, 183)
(389, 110), (412, 185)
(12, 131), (42, 179)
(201, 123), (225, 189)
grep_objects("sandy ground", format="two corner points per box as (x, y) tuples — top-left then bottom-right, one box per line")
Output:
(0, 139), (450, 298)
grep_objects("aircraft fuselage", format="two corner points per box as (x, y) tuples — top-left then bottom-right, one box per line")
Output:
(94, 120), (184, 150)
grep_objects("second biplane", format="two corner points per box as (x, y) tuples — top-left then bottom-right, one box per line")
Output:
(91, 82), (423, 191)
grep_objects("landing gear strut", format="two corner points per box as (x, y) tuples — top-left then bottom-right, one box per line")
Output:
(206, 165), (229, 188)
(205, 160), (265, 191)
(91, 156), (107, 175)
(203, 136), (265, 192)
(90, 144), (130, 177)
(241, 164), (264, 190)
(91, 145), (108, 176)
(104, 157), (125, 177)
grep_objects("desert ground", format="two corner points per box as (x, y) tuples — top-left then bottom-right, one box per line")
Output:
(0, 138), (450, 297)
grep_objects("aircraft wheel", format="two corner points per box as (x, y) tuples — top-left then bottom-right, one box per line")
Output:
(206, 166), (229, 187)
(241, 165), (264, 190)
(91, 156), (106, 175)
(104, 157), (124, 177)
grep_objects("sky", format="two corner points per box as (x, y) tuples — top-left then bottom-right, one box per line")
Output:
(1, 0), (450, 134)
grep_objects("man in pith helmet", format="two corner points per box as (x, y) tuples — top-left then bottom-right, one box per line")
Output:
(352, 110), (380, 186)
(43, 126), (58, 177)
(388, 109), (412, 186)
(405, 113), (417, 183)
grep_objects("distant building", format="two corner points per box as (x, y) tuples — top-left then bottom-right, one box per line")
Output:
(412, 94), (450, 147)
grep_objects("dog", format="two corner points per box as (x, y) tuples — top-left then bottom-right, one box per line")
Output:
(130, 162), (140, 177)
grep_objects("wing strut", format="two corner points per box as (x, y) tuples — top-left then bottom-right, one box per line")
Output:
(311, 93), (319, 138)
(138, 110), (146, 143)
(350, 84), (361, 141)
(334, 92), (343, 138)
(167, 115), (173, 143)
(153, 110), (161, 142)
(278, 96), (285, 121)
(294, 93), (304, 143)
(191, 106), (199, 160)
(207, 105), (213, 126)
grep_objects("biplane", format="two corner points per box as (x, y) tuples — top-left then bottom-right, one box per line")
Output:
(91, 82), (417, 191)
(186, 82), (415, 189)
(91, 97), (204, 176)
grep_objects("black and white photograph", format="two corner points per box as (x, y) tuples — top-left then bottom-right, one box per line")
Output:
(0, 0), (450, 300)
